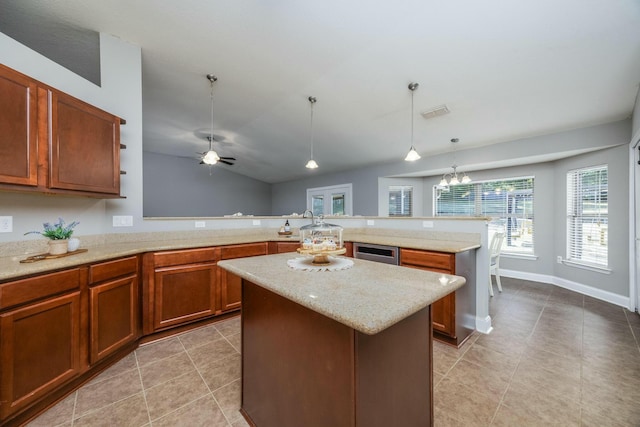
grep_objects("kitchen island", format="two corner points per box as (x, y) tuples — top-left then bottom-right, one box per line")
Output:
(218, 252), (466, 427)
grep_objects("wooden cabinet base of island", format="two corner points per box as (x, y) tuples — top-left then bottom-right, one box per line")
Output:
(241, 279), (433, 427)
(400, 248), (477, 347)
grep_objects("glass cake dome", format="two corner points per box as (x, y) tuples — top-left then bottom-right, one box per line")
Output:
(299, 215), (343, 251)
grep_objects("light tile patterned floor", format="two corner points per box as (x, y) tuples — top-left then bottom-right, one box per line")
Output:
(28, 278), (640, 426)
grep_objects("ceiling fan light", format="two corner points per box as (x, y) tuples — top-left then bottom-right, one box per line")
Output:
(405, 146), (421, 161)
(203, 150), (220, 165)
(305, 159), (319, 169)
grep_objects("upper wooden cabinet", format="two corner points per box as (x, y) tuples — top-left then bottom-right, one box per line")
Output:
(0, 64), (124, 198)
(0, 65), (38, 186)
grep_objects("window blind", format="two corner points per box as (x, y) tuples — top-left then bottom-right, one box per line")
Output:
(389, 186), (413, 217)
(566, 165), (608, 267)
(434, 177), (534, 254)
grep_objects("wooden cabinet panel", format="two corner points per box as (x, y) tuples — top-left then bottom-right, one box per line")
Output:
(268, 241), (300, 254)
(89, 256), (139, 364)
(89, 256), (137, 283)
(220, 242), (267, 259)
(89, 275), (138, 364)
(49, 91), (121, 195)
(153, 247), (218, 268)
(0, 268), (80, 310)
(153, 263), (218, 331)
(0, 291), (82, 418)
(0, 64), (38, 186)
(400, 249), (457, 339)
(220, 243), (267, 312)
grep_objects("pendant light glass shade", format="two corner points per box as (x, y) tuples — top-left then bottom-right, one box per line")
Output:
(306, 96), (318, 169)
(404, 82), (420, 162)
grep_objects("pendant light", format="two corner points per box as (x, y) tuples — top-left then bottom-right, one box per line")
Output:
(305, 96), (319, 169)
(202, 74), (220, 165)
(404, 82), (421, 161)
(438, 138), (472, 186)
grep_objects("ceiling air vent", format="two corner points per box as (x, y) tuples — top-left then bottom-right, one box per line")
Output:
(421, 104), (450, 120)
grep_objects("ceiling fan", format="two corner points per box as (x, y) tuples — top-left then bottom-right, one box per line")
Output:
(198, 136), (236, 166)
(199, 73), (236, 167)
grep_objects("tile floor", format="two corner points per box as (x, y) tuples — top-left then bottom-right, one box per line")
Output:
(28, 278), (640, 426)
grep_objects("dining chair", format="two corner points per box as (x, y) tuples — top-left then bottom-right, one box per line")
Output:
(489, 232), (505, 297)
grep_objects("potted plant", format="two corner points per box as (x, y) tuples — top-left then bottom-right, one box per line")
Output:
(25, 218), (79, 255)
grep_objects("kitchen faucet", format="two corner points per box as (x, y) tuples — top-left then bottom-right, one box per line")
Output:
(302, 209), (314, 224)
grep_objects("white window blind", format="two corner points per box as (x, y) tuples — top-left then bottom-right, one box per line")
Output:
(566, 165), (608, 267)
(434, 177), (534, 254)
(389, 186), (413, 217)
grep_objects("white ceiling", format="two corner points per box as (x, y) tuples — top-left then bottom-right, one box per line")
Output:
(4, 0), (640, 183)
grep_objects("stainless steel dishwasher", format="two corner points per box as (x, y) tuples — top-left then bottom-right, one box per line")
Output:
(353, 242), (399, 265)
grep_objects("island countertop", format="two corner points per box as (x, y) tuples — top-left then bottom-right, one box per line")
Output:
(218, 252), (466, 335)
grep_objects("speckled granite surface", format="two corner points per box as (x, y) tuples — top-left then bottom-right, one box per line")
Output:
(219, 253), (465, 335)
(0, 228), (480, 282)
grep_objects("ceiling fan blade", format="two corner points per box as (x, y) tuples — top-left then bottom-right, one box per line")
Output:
(219, 160), (235, 165)
(219, 156), (236, 161)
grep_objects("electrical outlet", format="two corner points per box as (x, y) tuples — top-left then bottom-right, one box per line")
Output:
(112, 215), (133, 227)
(0, 216), (13, 233)
(422, 221), (434, 228)
(195, 221), (206, 228)
(556, 256), (563, 264)
(252, 219), (261, 226)
(367, 220), (375, 226)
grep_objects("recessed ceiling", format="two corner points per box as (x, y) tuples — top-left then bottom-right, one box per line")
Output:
(2, 0), (639, 183)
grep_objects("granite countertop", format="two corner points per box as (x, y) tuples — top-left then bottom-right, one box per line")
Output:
(218, 253), (466, 335)
(0, 228), (480, 282)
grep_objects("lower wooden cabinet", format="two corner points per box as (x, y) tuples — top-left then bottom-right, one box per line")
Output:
(143, 247), (220, 334)
(268, 241), (300, 254)
(88, 256), (139, 364)
(220, 243), (267, 312)
(0, 291), (82, 419)
(400, 248), (476, 347)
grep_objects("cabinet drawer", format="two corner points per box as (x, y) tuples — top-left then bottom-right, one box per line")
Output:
(0, 269), (80, 310)
(400, 249), (454, 272)
(221, 243), (267, 260)
(154, 247), (218, 268)
(89, 256), (138, 284)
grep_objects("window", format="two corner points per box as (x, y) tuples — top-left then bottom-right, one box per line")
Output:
(307, 184), (352, 216)
(389, 186), (413, 217)
(434, 177), (534, 254)
(566, 165), (608, 267)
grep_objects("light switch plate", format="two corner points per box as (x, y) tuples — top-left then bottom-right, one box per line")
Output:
(422, 221), (434, 228)
(0, 216), (12, 233)
(195, 221), (206, 228)
(367, 220), (375, 226)
(113, 215), (133, 227)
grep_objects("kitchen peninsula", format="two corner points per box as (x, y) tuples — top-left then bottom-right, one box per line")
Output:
(218, 253), (466, 427)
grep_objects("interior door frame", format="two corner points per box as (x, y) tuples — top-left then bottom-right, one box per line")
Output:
(630, 133), (640, 313)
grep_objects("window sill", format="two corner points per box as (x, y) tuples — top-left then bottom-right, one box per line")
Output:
(502, 253), (538, 261)
(562, 260), (611, 274)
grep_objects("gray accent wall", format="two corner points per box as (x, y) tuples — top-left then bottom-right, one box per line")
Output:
(143, 152), (272, 217)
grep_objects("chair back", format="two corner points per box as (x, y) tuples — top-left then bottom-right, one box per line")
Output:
(489, 232), (505, 259)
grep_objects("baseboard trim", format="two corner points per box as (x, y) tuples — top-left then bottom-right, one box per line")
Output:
(500, 269), (631, 309)
(476, 315), (493, 335)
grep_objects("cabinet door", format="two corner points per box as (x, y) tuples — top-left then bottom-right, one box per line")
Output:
(220, 269), (242, 312)
(153, 263), (218, 331)
(0, 64), (38, 186)
(90, 275), (138, 364)
(49, 90), (120, 195)
(0, 292), (82, 419)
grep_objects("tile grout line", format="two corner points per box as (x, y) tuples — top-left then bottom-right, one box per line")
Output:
(134, 350), (153, 427)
